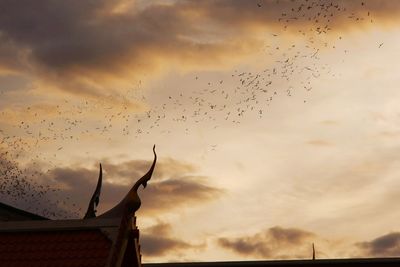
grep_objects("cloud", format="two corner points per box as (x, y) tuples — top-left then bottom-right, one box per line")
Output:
(141, 221), (203, 257)
(101, 157), (196, 183)
(141, 234), (191, 257)
(0, 154), (223, 219)
(0, 35), (26, 75)
(0, 0), (258, 96)
(97, 157), (223, 215)
(357, 232), (400, 257)
(217, 226), (316, 259)
(139, 176), (224, 215)
(0, 0), (399, 97)
(218, 237), (271, 258)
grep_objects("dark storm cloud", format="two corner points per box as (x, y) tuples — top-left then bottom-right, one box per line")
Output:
(217, 226), (315, 258)
(0, 0), (399, 95)
(141, 221), (202, 257)
(357, 232), (400, 257)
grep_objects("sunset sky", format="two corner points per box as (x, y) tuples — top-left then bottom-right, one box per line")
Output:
(2, 0), (400, 263)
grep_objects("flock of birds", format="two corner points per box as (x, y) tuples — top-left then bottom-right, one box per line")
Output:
(0, 150), (79, 218)
(0, 0), (382, 218)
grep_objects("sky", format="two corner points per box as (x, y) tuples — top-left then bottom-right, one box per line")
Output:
(1, 0), (400, 263)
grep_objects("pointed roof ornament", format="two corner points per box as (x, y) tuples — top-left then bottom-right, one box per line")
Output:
(99, 145), (157, 219)
(84, 164), (103, 219)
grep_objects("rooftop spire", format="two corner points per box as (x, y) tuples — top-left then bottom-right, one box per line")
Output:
(99, 145), (157, 218)
(312, 243), (316, 260)
(84, 164), (103, 219)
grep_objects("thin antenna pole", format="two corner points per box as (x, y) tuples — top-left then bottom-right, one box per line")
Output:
(312, 243), (316, 260)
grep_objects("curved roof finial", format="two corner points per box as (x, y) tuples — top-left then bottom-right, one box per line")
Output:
(99, 145), (157, 218)
(84, 163), (103, 219)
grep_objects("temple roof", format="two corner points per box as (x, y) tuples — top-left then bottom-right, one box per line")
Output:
(0, 146), (157, 267)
